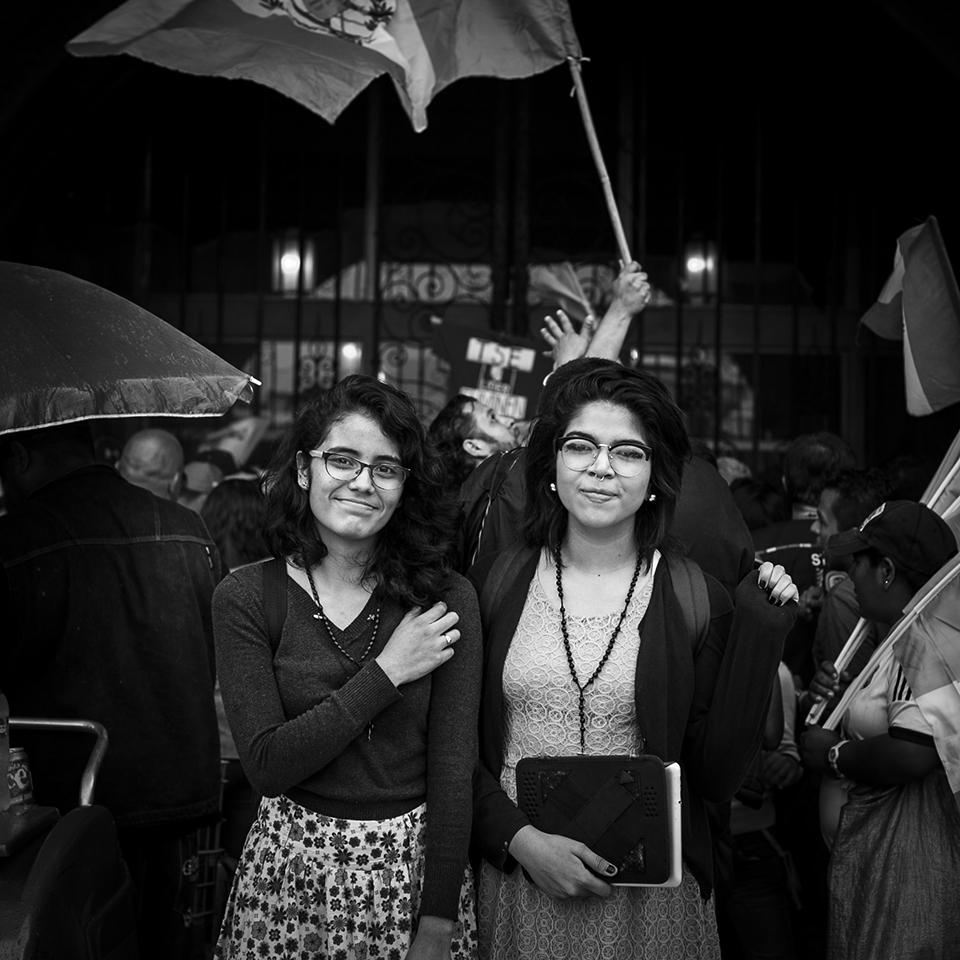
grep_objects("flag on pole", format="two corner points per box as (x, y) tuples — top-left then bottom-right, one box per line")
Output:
(923, 423), (960, 517)
(893, 554), (960, 809)
(68, 0), (581, 132)
(860, 216), (960, 416)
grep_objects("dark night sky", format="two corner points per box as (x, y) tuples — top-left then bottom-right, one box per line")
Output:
(2, 1), (960, 310)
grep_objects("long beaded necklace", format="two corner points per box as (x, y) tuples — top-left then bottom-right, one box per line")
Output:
(306, 565), (381, 738)
(554, 544), (643, 753)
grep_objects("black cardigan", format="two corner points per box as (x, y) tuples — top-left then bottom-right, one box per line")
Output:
(470, 547), (796, 899)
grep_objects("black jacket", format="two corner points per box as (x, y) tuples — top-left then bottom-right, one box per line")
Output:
(469, 548), (795, 899)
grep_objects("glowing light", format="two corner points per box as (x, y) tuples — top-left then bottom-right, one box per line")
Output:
(341, 343), (360, 361)
(280, 252), (301, 276)
(686, 255), (707, 274)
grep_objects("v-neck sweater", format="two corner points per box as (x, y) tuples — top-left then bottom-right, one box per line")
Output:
(213, 561), (482, 920)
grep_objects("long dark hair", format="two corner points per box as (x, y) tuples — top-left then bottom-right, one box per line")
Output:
(523, 359), (691, 566)
(264, 375), (456, 606)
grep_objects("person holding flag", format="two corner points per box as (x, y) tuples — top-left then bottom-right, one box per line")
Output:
(800, 501), (960, 960)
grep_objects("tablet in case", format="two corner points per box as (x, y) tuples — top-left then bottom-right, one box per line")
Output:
(515, 755), (682, 887)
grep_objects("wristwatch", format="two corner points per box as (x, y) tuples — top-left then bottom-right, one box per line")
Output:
(826, 739), (849, 778)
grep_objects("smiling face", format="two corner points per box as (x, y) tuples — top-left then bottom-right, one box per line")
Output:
(296, 411), (404, 551)
(555, 400), (652, 539)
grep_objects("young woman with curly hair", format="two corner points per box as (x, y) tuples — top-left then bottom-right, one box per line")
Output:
(213, 375), (481, 960)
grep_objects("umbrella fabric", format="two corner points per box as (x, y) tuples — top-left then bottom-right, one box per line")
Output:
(67, 0), (581, 132)
(0, 261), (257, 436)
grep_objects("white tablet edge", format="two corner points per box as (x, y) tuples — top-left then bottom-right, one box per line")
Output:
(612, 761), (682, 887)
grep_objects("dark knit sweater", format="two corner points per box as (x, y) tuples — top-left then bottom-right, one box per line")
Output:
(213, 562), (481, 921)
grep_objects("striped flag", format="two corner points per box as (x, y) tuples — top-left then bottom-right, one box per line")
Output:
(68, 0), (580, 132)
(893, 554), (960, 809)
(860, 216), (960, 416)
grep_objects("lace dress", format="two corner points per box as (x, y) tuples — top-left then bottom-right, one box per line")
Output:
(478, 552), (720, 959)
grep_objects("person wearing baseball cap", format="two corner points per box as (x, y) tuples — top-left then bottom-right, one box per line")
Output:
(800, 502), (960, 957)
(826, 499), (957, 618)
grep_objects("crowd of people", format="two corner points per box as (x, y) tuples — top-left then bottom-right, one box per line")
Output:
(2, 261), (958, 960)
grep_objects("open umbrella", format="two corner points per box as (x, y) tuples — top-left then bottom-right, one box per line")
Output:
(0, 261), (259, 437)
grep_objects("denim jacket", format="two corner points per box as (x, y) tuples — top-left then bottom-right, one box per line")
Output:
(0, 465), (222, 827)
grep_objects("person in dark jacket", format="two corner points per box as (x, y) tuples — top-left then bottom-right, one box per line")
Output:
(469, 360), (798, 960)
(0, 421), (222, 960)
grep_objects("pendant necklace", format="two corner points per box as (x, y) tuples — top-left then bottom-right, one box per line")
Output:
(306, 565), (381, 739)
(554, 545), (643, 753)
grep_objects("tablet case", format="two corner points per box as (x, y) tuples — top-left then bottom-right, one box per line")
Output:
(515, 755), (681, 887)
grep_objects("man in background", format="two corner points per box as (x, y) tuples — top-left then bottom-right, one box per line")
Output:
(753, 432), (856, 685)
(428, 395), (520, 488)
(806, 468), (889, 681)
(116, 427), (184, 501)
(0, 422), (222, 960)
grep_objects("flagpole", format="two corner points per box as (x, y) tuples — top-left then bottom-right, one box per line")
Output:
(567, 57), (632, 266)
(805, 618), (869, 725)
(925, 455), (960, 513)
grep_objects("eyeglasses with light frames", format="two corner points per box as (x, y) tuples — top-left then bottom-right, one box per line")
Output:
(555, 435), (652, 478)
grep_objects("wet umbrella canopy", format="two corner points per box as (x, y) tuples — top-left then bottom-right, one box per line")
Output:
(0, 261), (258, 436)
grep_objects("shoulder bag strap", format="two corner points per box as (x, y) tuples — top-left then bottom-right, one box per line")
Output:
(667, 555), (711, 654)
(479, 544), (532, 626)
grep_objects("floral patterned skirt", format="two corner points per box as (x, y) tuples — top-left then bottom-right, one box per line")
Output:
(215, 795), (477, 960)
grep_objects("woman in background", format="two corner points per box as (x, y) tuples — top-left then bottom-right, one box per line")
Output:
(802, 500), (960, 960)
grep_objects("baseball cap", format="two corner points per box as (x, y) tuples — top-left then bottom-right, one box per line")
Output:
(827, 499), (957, 584)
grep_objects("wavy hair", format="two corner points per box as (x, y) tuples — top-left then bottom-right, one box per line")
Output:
(523, 359), (691, 566)
(264, 375), (456, 606)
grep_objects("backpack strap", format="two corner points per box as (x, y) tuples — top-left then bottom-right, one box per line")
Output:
(470, 450), (524, 568)
(263, 557), (288, 654)
(666, 555), (711, 654)
(479, 544), (533, 626)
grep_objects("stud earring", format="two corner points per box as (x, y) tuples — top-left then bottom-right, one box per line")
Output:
(549, 482), (557, 492)
(299, 478), (308, 490)
(648, 493), (657, 502)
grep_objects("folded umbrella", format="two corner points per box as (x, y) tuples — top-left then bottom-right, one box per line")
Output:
(0, 261), (259, 437)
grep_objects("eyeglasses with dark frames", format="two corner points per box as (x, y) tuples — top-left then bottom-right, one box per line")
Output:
(307, 450), (410, 490)
(555, 435), (652, 478)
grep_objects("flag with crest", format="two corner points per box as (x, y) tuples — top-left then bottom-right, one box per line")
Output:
(69, 0), (581, 131)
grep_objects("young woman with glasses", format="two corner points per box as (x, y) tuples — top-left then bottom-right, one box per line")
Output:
(470, 358), (798, 959)
(213, 375), (481, 960)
